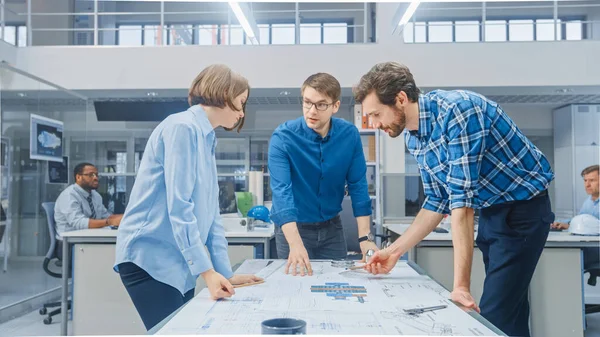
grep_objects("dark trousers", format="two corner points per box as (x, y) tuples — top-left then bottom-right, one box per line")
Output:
(476, 191), (554, 337)
(118, 262), (194, 331)
(275, 215), (347, 260)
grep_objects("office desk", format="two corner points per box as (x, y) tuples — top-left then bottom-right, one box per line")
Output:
(384, 223), (599, 337)
(149, 259), (505, 336)
(60, 227), (275, 336)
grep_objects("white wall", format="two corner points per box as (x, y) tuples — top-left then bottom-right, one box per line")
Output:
(13, 39), (600, 91)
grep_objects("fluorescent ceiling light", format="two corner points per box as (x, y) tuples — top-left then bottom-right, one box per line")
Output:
(398, 1), (421, 27)
(228, 1), (259, 44)
(391, 0), (421, 35)
(229, 2), (254, 38)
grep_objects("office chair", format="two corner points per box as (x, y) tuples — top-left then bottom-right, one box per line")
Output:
(584, 262), (600, 315)
(40, 202), (71, 325)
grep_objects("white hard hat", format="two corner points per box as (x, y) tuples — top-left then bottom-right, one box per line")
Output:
(570, 214), (600, 236)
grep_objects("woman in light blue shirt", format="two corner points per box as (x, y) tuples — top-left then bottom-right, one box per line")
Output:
(114, 64), (262, 331)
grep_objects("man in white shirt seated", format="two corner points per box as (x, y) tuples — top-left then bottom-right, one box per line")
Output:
(552, 164), (599, 268)
(54, 162), (123, 240)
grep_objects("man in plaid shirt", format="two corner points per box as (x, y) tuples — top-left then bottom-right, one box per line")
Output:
(354, 62), (555, 337)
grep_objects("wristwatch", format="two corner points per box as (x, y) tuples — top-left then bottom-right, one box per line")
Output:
(358, 233), (374, 243)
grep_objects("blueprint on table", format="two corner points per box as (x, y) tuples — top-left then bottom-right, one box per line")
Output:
(156, 260), (499, 336)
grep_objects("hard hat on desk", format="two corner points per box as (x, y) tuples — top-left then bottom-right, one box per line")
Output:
(570, 214), (600, 236)
(247, 206), (271, 223)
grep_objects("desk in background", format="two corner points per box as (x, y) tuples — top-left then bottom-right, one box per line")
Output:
(60, 227), (275, 336)
(384, 223), (599, 337)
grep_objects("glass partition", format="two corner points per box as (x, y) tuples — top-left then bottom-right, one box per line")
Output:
(0, 64), (89, 313)
(381, 173), (424, 221)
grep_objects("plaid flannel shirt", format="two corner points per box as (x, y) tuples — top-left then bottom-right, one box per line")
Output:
(405, 90), (554, 214)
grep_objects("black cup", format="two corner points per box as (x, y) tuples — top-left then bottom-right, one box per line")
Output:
(261, 318), (307, 335)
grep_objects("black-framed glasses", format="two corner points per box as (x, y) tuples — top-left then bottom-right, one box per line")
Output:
(80, 173), (100, 178)
(302, 100), (333, 112)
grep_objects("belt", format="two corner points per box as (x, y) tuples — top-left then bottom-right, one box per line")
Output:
(297, 215), (340, 230)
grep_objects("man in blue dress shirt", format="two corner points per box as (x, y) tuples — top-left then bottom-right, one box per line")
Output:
(268, 73), (378, 276)
(54, 162), (122, 240)
(355, 62), (555, 337)
(552, 164), (599, 266)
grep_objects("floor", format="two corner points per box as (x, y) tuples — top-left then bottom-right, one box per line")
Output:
(0, 309), (71, 337)
(0, 260), (62, 309)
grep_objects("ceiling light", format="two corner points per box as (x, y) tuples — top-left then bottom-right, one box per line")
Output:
(399, 1), (421, 26)
(280, 91), (290, 96)
(147, 92), (158, 97)
(229, 2), (259, 44)
(555, 89), (573, 94)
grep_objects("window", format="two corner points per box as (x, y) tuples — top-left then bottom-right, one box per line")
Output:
(536, 19), (558, 41)
(118, 25), (142, 46)
(220, 24), (244, 45)
(566, 20), (582, 40)
(271, 24), (295, 45)
(198, 25), (218, 45)
(168, 25), (193, 45)
(257, 24), (270, 44)
(4, 26), (16, 45)
(485, 20), (507, 42)
(17, 26), (27, 46)
(415, 22), (427, 42)
(323, 23), (348, 44)
(455, 21), (480, 42)
(509, 20), (534, 41)
(300, 23), (321, 44)
(143, 25), (160, 46)
(428, 21), (452, 43)
(403, 22), (414, 43)
(2, 25), (26, 46)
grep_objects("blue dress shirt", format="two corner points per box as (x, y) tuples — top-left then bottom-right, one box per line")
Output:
(268, 117), (372, 227)
(114, 105), (233, 296)
(578, 196), (599, 219)
(406, 90), (554, 214)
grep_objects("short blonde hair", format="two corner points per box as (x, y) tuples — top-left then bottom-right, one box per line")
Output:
(188, 64), (250, 132)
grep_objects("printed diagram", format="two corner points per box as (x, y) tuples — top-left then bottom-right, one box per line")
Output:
(156, 261), (499, 336)
(311, 283), (367, 303)
(382, 310), (456, 336)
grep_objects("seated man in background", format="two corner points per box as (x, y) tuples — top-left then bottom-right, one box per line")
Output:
(54, 162), (123, 239)
(552, 164), (599, 266)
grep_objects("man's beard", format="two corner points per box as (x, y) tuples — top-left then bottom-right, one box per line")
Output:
(383, 106), (406, 138)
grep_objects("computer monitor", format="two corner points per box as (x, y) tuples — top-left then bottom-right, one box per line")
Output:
(30, 114), (64, 163)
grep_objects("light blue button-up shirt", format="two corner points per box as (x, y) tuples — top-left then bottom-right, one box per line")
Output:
(54, 184), (111, 239)
(114, 105), (233, 296)
(579, 196), (599, 219)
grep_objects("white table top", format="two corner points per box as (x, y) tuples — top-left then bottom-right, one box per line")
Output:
(384, 223), (600, 243)
(61, 227), (274, 239)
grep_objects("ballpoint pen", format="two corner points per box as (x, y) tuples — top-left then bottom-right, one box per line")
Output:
(403, 305), (448, 315)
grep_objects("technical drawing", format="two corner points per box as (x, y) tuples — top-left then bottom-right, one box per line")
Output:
(311, 282), (367, 303)
(382, 310), (456, 336)
(156, 261), (499, 336)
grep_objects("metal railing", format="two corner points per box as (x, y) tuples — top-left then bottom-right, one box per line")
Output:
(0, 0), (375, 47)
(402, 19), (600, 43)
(400, 0), (600, 44)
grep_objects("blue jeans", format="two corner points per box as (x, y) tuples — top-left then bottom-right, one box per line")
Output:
(275, 215), (347, 260)
(476, 191), (554, 337)
(118, 262), (194, 331)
